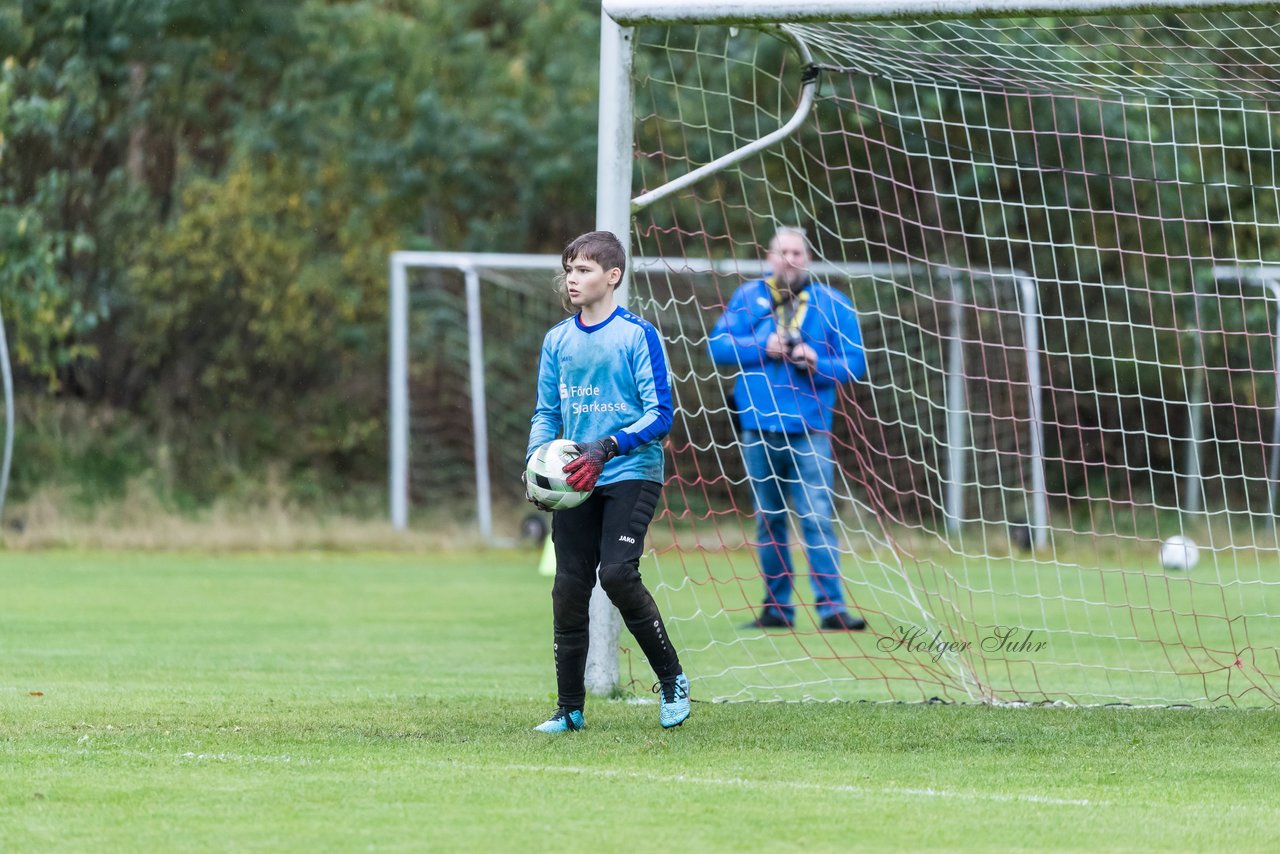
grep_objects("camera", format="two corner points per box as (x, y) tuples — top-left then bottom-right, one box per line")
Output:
(777, 326), (809, 367)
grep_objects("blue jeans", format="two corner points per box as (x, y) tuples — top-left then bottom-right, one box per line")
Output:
(740, 430), (846, 620)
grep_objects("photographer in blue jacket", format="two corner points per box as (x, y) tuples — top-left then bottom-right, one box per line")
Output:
(708, 227), (868, 632)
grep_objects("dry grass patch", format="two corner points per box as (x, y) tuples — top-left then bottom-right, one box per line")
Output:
(0, 482), (478, 551)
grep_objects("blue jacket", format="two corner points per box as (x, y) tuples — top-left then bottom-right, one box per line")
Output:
(708, 277), (866, 434)
(527, 306), (673, 485)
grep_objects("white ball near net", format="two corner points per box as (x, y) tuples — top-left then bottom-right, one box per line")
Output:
(1159, 535), (1201, 571)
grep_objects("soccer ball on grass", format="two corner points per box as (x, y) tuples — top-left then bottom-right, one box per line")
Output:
(1159, 535), (1200, 571)
(525, 439), (592, 511)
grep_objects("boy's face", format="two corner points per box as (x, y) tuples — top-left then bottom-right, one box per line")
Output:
(564, 255), (620, 309)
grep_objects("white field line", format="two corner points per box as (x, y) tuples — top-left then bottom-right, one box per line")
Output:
(161, 752), (1103, 807)
(440, 761), (1105, 808)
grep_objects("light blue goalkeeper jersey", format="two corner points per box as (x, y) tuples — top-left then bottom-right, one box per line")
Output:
(526, 305), (673, 486)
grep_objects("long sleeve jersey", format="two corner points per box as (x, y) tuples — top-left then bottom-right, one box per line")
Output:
(526, 305), (673, 486)
(707, 277), (867, 434)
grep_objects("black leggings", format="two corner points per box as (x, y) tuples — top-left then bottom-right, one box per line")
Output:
(549, 479), (682, 709)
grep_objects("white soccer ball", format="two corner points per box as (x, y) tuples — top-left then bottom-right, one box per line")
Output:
(1159, 535), (1200, 571)
(525, 439), (591, 511)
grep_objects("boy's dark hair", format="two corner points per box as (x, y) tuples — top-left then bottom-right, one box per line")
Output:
(561, 230), (627, 279)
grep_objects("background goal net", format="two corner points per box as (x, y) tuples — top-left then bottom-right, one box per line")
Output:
(401, 5), (1280, 706)
(626, 7), (1280, 706)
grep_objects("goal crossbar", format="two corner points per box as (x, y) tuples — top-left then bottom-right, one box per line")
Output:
(603, 0), (1278, 26)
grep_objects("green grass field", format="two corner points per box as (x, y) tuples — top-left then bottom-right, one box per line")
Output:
(3, 549), (1278, 851)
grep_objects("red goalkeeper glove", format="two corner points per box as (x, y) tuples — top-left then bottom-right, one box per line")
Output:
(563, 436), (619, 492)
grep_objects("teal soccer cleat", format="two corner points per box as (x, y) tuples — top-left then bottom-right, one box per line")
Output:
(533, 707), (585, 733)
(655, 673), (691, 728)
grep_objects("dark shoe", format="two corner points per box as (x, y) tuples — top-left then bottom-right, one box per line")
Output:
(820, 611), (867, 631)
(743, 611), (794, 629)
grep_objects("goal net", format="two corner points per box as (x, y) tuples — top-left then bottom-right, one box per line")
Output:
(610, 4), (1280, 706)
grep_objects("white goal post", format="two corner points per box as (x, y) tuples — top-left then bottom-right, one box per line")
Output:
(392, 0), (1280, 705)
(0, 298), (12, 525)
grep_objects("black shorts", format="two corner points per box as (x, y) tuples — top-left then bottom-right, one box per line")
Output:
(551, 479), (662, 572)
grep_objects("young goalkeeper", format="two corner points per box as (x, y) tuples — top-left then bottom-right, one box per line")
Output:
(523, 230), (689, 732)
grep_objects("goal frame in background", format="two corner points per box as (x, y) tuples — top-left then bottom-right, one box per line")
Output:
(388, 255), (1048, 540)
(0, 298), (12, 525)
(387, 251), (1049, 694)
(1201, 265), (1280, 525)
(388, 252), (565, 539)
